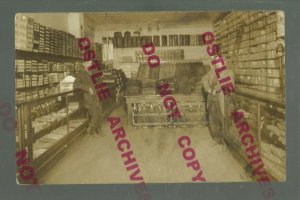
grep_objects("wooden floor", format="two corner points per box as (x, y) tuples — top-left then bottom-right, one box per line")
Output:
(40, 105), (251, 184)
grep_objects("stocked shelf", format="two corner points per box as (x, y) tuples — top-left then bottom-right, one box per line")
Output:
(15, 50), (82, 62)
(105, 33), (203, 48)
(216, 11), (286, 182)
(119, 59), (203, 64)
(236, 90), (284, 108)
(16, 82), (59, 91)
(214, 11), (285, 104)
(16, 89), (78, 105)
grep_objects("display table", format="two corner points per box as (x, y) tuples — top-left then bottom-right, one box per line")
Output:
(124, 94), (207, 128)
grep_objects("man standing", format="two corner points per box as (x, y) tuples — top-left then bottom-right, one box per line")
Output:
(73, 61), (103, 135)
(202, 65), (234, 145)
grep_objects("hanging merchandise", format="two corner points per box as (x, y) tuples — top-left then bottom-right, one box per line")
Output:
(173, 35), (179, 46)
(102, 37), (114, 61)
(131, 36), (137, 47)
(140, 36), (147, 46)
(124, 31), (131, 48)
(133, 31), (141, 47)
(168, 35), (174, 46)
(190, 35), (196, 46)
(114, 32), (123, 48)
(146, 36), (152, 44)
(161, 35), (167, 46)
(102, 37), (108, 61)
(184, 35), (190, 46)
(153, 35), (160, 46)
(179, 35), (185, 46)
(108, 37), (114, 60)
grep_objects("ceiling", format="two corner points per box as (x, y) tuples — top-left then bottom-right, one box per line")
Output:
(85, 11), (226, 28)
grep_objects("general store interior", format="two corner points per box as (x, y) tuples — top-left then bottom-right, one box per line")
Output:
(15, 11), (285, 184)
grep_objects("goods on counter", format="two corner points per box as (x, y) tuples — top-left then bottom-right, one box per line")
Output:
(142, 79), (157, 95)
(125, 94), (207, 128)
(159, 63), (176, 80)
(124, 79), (142, 96)
(136, 61), (205, 89)
(137, 64), (150, 80)
(101, 69), (127, 92)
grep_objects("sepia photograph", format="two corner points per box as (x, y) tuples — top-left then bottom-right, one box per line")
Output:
(15, 11), (285, 185)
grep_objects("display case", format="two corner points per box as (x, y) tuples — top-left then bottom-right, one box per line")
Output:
(224, 92), (285, 181)
(16, 90), (88, 179)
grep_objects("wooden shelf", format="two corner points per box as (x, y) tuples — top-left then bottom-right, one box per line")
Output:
(236, 90), (284, 108)
(15, 50), (82, 62)
(16, 71), (66, 74)
(16, 89), (79, 106)
(16, 82), (59, 91)
(120, 60), (203, 64)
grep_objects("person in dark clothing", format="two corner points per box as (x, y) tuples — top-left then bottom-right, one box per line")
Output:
(202, 67), (224, 144)
(202, 65), (234, 145)
(73, 62), (103, 135)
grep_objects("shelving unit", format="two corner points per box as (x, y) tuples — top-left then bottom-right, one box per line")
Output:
(214, 11), (286, 181)
(15, 50), (83, 102)
(214, 11), (285, 103)
(15, 14), (90, 180)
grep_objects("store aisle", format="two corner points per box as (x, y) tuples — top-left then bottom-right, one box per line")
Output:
(40, 105), (251, 184)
